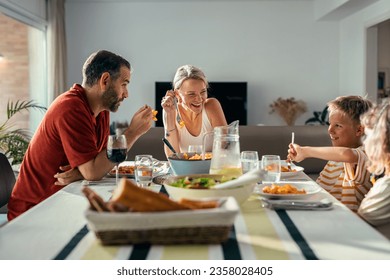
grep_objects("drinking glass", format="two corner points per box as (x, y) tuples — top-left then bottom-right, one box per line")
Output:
(261, 155), (281, 183)
(106, 134), (127, 185)
(188, 144), (203, 154)
(240, 151), (259, 174)
(134, 154), (154, 187)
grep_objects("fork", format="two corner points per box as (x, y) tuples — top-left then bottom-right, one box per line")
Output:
(287, 132), (295, 171)
(173, 96), (185, 127)
(260, 198), (333, 210)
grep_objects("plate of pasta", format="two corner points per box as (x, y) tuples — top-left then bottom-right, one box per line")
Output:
(280, 165), (304, 178)
(254, 181), (321, 199)
(107, 161), (169, 178)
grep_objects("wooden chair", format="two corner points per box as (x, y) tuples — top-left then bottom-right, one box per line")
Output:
(0, 153), (16, 225)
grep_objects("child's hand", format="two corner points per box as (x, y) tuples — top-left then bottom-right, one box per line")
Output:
(287, 143), (305, 162)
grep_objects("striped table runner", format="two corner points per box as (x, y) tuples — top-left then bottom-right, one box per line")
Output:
(54, 192), (317, 260)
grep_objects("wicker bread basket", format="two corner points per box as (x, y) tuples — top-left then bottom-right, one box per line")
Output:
(85, 196), (239, 245)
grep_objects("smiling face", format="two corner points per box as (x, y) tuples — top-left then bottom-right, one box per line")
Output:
(177, 79), (207, 114)
(328, 109), (363, 148)
(102, 66), (130, 112)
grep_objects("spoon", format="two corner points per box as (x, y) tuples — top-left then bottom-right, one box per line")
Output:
(213, 168), (266, 190)
(162, 137), (177, 154)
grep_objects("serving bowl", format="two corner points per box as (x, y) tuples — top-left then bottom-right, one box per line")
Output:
(163, 174), (256, 204)
(168, 152), (211, 175)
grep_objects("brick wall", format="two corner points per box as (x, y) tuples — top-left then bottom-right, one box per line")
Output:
(0, 12), (30, 129)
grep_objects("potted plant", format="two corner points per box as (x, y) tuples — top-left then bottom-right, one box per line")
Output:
(305, 106), (329, 125)
(0, 100), (46, 165)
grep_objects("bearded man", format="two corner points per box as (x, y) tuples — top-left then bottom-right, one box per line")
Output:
(8, 50), (153, 220)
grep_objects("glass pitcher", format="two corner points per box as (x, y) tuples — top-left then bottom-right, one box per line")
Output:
(207, 120), (242, 179)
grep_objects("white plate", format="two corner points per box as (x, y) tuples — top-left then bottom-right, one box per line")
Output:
(254, 181), (321, 199)
(280, 166), (304, 178)
(107, 161), (169, 178)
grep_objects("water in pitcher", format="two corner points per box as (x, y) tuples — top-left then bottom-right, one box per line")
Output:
(208, 120), (242, 180)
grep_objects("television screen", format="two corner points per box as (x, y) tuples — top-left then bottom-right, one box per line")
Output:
(155, 82), (247, 127)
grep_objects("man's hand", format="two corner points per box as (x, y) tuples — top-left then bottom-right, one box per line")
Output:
(54, 165), (84, 186)
(126, 105), (154, 139)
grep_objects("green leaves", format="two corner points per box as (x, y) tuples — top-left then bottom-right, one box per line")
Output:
(7, 100), (46, 120)
(305, 106), (329, 125)
(0, 100), (46, 165)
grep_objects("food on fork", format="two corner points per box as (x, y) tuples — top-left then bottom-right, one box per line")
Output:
(152, 110), (158, 121)
(262, 183), (306, 194)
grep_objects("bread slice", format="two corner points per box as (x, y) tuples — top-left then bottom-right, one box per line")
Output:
(110, 178), (190, 212)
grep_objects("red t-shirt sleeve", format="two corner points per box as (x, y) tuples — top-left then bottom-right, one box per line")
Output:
(54, 98), (109, 168)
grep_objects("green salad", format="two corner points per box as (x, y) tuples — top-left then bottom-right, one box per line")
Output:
(170, 176), (232, 189)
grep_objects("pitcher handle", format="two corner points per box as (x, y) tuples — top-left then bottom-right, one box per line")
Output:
(202, 131), (213, 160)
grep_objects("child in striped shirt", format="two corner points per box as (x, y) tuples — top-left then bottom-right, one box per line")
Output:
(287, 96), (373, 212)
(358, 100), (390, 239)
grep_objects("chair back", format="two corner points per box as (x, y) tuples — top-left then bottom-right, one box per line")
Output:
(0, 153), (16, 209)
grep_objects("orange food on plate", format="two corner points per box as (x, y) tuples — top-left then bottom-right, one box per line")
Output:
(182, 152), (212, 160)
(262, 184), (306, 195)
(111, 165), (135, 175)
(265, 164), (279, 171)
(281, 166), (297, 172)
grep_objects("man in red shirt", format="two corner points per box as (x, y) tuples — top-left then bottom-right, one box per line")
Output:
(8, 50), (154, 220)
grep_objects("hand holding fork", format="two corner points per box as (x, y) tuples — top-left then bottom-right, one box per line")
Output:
(161, 90), (185, 137)
(287, 132), (295, 171)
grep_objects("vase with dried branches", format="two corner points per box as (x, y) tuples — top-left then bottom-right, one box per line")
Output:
(269, 97), (307, 126)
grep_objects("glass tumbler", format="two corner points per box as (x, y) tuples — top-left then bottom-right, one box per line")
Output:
(261, 155), (281, 183)
(188, 144), (203, 154)
(240, 151), (259, 174)
(134, 154), (154, 187)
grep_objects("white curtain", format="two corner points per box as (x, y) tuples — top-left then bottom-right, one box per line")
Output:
(47, 0), (67, 103)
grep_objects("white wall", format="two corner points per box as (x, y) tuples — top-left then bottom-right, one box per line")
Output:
(378, 19), (390, 79)
(65, 0), (340, 126)
(339, 0), (390, 101)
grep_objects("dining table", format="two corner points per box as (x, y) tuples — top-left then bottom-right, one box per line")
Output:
(0, 164), (389, 261)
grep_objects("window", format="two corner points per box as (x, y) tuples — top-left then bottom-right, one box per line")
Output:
(0, 12), (47, 132)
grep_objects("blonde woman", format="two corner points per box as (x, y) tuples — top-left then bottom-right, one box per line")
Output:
(161, 65), (227, 157)
(358, 100), (390, 239)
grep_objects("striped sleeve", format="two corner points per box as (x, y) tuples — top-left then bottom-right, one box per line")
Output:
(344, 147), (373, 203)
(316, 161), (344, 192)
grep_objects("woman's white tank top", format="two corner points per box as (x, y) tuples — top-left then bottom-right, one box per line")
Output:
(177, 109), (213, 152)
